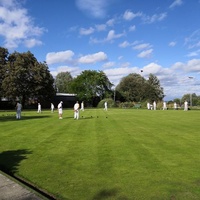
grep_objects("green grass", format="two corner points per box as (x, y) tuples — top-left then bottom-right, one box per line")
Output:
(0, 108), (200, 200)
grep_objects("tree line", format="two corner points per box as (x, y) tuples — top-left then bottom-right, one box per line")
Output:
(1, 47), (166, 108)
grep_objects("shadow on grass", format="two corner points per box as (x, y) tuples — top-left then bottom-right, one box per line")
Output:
(0, 149), (32, 175)
(93, 188), (129, 200)
(0, 114), (51, 122)
(0, 149), (57, 199)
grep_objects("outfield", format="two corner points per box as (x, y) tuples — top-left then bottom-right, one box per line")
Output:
(0, 108), (200, 200)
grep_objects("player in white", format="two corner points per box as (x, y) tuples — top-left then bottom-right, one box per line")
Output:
(16, 101), (22, 119)
(51, 103), (54, 113)
(104, 101), (108, 111)
(74, 101), (80, 120)
(153, 101), (156, 110)
(37, 103), (41, 113)
(163, 101), (167, 110)
(184, 100), (188, 111)
(174, 102), (177, 110)
(58, 101), (63, 119)
(80, 101), (84, 111)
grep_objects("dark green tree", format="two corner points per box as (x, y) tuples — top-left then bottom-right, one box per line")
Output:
(146, 73), (164, 102)
(71, 70), (112, 106)
(2, 51), (55, 106)
(116, 73), (147, 102)
(0, 47), (9, 97)
(55, 72), (73, 93)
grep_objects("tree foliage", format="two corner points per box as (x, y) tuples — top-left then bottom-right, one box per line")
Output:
(55, 72), (73, 93)
(2, 51), (55, 106)
(146, 73), (164, 102)
(0, 47), (9, 97)
(71, 70), (112, 106)
(116, 73), (146, 102)
(116, 73), (164, 102)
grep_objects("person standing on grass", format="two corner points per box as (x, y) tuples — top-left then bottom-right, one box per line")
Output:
(153, 101), (156, 110)
(51, 103), (54, 113)
(16, 101), (22, 119)
(58, 101), (63, 119)
(184, 100), (188, 111)
(37, 103), (41, 113)
(147, 102), (150, 110)
(163, 101), (167, 110)
(80, 101), (84, 111)
(74, 101), (80, 120)
(104, 101), (108, 111)
(174, 102), (177, 110)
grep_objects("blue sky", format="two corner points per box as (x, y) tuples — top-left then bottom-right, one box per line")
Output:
(0, 0), (200, 100)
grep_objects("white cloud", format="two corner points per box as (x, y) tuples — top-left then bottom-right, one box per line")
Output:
(51, 66), (81, 78)
(0, 0), (45, 49)
(106, 30), (125, 41)
(129, 25), (136, 32)
(79, 27), (95, 35)
(137, 49), (153, 58)
(46, 50), (75, 65)
(133, 43), (152, 50)
(78, 52), (107, 64)
(90, 30), (125, 44)
(24, 38), (43, 48)
(142, 12), (167, 24)
(185, 29), (200, 49)
(187, 49), (200, 57)
(172, 59), (200, 72)
(169, 0), (183, 9)
(123, 10), (142, 21)
(119, 41), (130, 48)
(102, 61), (115, 68)
(169, 41), (177, 47)
(95, 24), (107, 31)
(75, 0), (112, 18)
(106, 18), (115, 26)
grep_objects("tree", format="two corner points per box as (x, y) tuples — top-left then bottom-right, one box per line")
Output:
(71, 70), (112, 106)
(116, 73), (164, 103)
(116, 73), (147, 102)
(55, 72), (73, 93)
(146, 73), (164, 102)
(0, 47), (9, 97)
(2, 51), (55, 107)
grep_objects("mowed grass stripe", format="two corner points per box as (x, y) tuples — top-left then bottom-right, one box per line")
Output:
(1, 109), (200, 199)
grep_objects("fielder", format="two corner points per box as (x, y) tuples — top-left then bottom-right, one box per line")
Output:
(74, 101), (80, 120)
(16, 101), (22, 119)
(58, 101), (63, 119)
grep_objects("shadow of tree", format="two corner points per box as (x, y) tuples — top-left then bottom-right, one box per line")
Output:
(93, 188), (129, 200)
(0, 149), (32, 175)
(0, 115), (51, 122)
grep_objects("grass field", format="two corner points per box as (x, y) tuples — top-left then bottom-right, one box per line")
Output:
(0, 108), (200, 200)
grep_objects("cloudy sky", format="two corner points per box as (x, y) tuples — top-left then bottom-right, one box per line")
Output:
(0, 0), (200, 100)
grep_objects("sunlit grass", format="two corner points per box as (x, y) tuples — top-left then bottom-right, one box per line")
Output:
(0, 108), (200, 200)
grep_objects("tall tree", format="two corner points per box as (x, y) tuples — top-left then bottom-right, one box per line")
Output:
(71, 70), (112, 106)
(116, 73), (147, 102)
(0, 47), (9, 97)
(146, 73), (164, 102)
(2, 51), (55, 106)
(55, 72), (73, 93)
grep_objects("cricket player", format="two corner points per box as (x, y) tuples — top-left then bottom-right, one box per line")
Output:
(37, 103), (41, 113)
(104, 101), (108, 111)
(51, 103), (54, 113)
(184, 101), (188, 111)
(80, 101), (84, 111)
(58, 101), (63, 119)
(153, 101), (156, 110)
(16, 101), (22, 119)
(74, 101), (80, 120)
